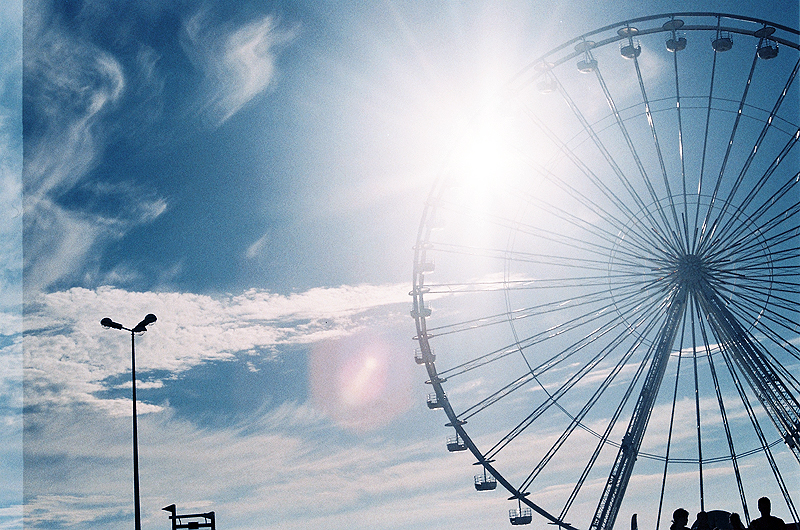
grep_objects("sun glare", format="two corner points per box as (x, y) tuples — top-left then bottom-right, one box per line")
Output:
(449, 106), (518, 192)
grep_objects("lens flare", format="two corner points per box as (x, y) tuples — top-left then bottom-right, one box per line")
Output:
(309, 331), (412, 432)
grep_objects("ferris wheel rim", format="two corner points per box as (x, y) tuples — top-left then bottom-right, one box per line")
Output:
(412, 11), (800, 530)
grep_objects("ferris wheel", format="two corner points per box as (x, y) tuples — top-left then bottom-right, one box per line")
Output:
(411, 13), (800, 530)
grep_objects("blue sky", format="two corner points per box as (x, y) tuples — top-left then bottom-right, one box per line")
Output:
(5, 1), (800, 530)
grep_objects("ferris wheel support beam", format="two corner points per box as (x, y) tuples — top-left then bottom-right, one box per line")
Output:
(590, 288), (689, 530)
(698, 285), (800, 463)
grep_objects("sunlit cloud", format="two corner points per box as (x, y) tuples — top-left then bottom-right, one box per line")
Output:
(182, 9), (296, 126)
(24, 283), (411, 413)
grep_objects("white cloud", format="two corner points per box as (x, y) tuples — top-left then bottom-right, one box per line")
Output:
(182, 9), (296, 126)
(22, 282), (437, 529)
(22, 400), (503, 530)
(24, 283), (411, 412)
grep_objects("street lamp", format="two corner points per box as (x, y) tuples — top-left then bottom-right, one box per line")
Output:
(101, 313), (157, 530)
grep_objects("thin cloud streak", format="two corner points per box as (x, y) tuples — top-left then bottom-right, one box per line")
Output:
(23, 400), (498, 530)
(181, 9), (296, 126)
(0, 0), (22, 526)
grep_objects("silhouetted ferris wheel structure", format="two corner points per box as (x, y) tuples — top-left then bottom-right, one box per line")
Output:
(412, 13), (800, 530)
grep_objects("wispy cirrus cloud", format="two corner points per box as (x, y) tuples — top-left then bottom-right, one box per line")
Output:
(24, 4), (125, 199)
(22, 398), (499, 530)
(181, 8), (296, 126)
(22, 0), (169, 292)
(0, 0), (22, 525)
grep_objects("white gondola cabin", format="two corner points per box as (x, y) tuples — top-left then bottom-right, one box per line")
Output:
(414, 348), (435, 365)
(474, 472), (497, 491)
(509, 507), (532, 525)
(426, 392), (443, 409)
(446, 433), (467, 452)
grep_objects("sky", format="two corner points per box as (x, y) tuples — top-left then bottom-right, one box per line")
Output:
(4, 1), (800, 530)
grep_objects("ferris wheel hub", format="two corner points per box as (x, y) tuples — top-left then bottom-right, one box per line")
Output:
(674, 253), (708, 287)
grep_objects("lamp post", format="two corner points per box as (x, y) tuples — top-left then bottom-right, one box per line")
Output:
(101, 314), (157, 530)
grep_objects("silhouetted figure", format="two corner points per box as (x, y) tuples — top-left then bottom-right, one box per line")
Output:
(707, 509), (734, 530)
(750, 497), (785, 530)
(672, 509), (691, 530)
(730, 512), (747, 530)
(695, 511), (713, 530)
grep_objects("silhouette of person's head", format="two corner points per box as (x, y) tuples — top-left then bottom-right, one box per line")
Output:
(674, 508), (689, 527)
(694, 511), (711, 530)
(758, 497), (771, 517)
(730, 512), (744, 529)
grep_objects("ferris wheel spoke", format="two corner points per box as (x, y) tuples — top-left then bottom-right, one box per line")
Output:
(437, 281), (660, 380)
(515, 189), (665, 260)
(487, 286), (680, 457)
(734, 313), (800, 366)
(716, 295), (789, 336)
(709, 213), (799, 268)
(693, 297), (751, 520)
(458, 312), (633, 422)
(561, 308), (677, 528)
(421, 269), (654, 297)
(671, 44), (692, 246)
(698, 288), (800, 462)
(757, 316), (800, 367)
(630, 47), (685, 249)
(713, 334), (800, 523)
(697, 49), (761, 253)
(654, 312), (688, 530)
(590, 288), (689, 530)
(517, 302), (671, 493)
(729, 296), (798, 400)
(719, 282), (793, 320)
(590, 62), (682, 251)
(441, 272), (659, 342)
(705, 57), (800, 246)
(426, 239), (616, 270)
(519, 92), (676, 254)
(761, 347), (800, 395)
(693, 22), (722, 252)
(484, 292), (671, 461)
(705, 216), (800, 270)
(732, 258), (800, 277)
(706, 174), (800, 261)
(456, 372), (537, 421)
(711, 134), (800, 252)
(545, 75), (669, 242)
(689, 300), (707, 509)
(435, 201), (645, 263)
(723, 304), (800, 365)
(423, 278), (611, 295)
(711, 163), (800, 256)
(512, 155), (669, 257)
